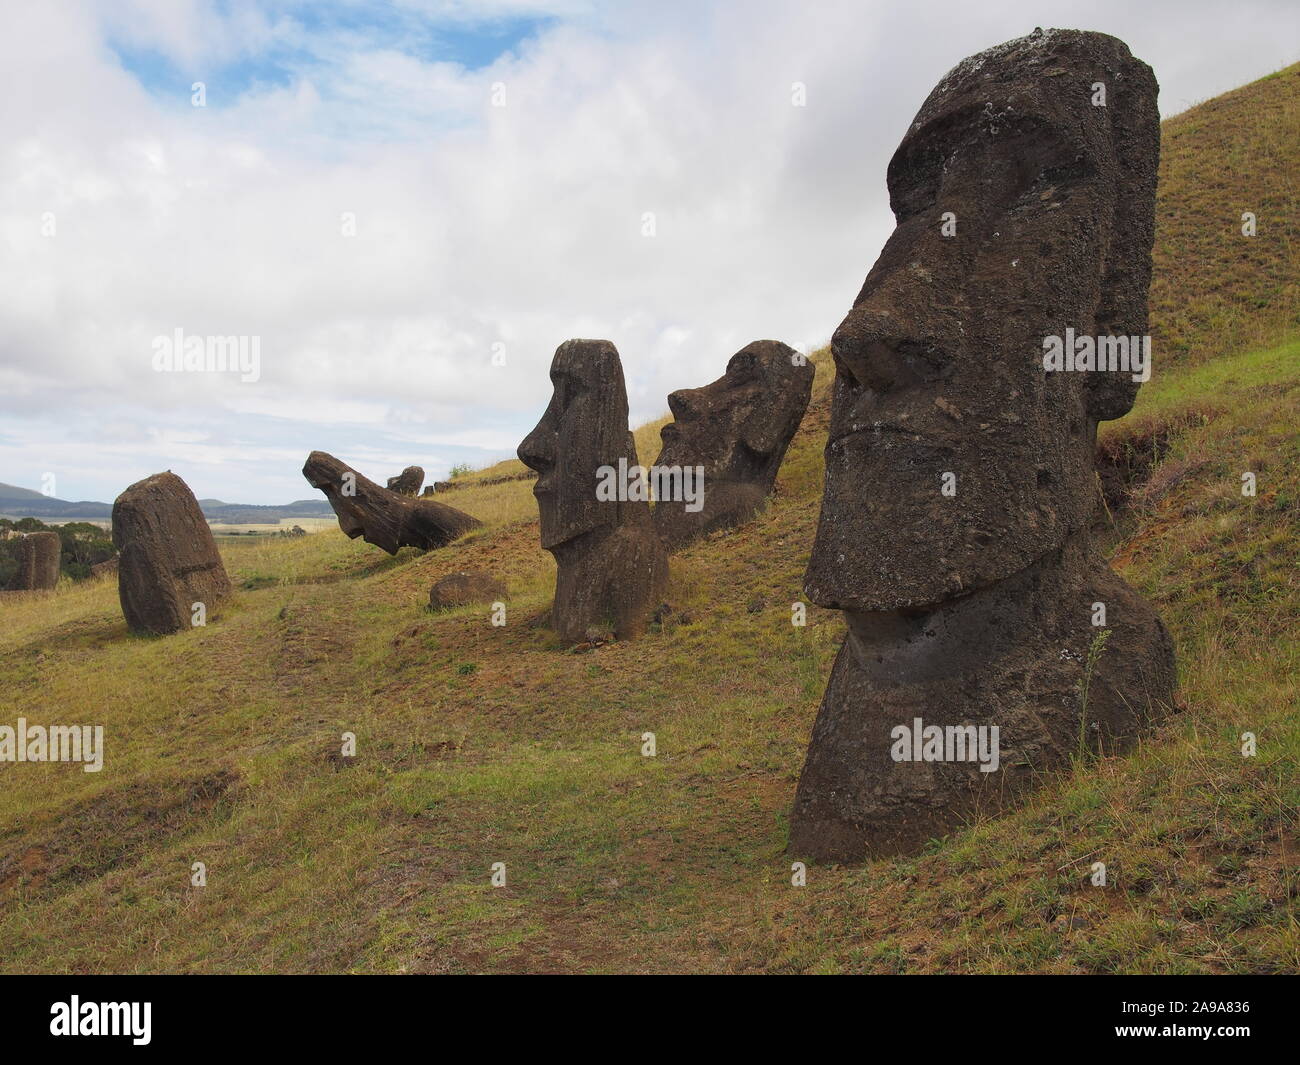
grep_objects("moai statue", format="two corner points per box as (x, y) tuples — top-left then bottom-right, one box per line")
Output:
(113, 471), (232, 635)
(303, 452), (479, 553)
(789, 29), (1177, 863)
(386, 466), (424, 496)
(6, 531), (61, 590)
(652, 340), (814, 551)
(518, 339), (667, 645)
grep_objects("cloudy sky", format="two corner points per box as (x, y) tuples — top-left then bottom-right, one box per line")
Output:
(2, 0), (1296, 504)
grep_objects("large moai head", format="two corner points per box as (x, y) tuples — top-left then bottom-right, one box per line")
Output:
(804, 28), (1160, 612)
(653, 340), (814, 550)
(518, 339), (666, 644)
(518, 339), (639, 551)
(789, 29), (1172, 863)
(112, 471), (232, 635)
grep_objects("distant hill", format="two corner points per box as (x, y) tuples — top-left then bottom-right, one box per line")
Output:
(0, 483), (46, 501)
(0, 482), (333, 524)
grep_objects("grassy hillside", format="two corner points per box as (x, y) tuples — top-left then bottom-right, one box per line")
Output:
(1150, 62), (1299, 368)
(0, 68), (1296, 974)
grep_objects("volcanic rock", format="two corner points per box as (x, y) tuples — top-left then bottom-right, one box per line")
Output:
(112, 472), (232, 635)
(789, 29), (1176, 863)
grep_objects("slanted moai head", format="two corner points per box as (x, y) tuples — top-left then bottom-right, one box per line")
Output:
(654, 340), (814, 549)
(804, 29), (1159, 612)
(518, 339), (636, 550)
(301, 451), (480, 553)
(387, 466), (424, 496)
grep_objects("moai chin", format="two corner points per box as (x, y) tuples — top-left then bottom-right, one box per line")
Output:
(789, 29), (1177, 863)
(518, 339), (667, 645)
(653, 340), (814, 552)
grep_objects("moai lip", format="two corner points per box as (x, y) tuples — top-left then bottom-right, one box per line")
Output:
(789, 28), (1178, 863)
(653, 340), (814, 552)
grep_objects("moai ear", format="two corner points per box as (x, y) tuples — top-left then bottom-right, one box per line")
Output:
(738, 405), (786, 457)
(738, 341), (811, 455)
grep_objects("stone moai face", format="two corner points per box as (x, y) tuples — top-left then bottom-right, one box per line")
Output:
(654, 340), (814, 548)
(659, 341), (812, 477)
(518, 339), (634, 550)
(789, 29), (1171, 863)
(804, 29), (1159, 613)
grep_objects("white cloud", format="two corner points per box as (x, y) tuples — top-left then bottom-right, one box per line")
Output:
(1, 0), (1297, 502)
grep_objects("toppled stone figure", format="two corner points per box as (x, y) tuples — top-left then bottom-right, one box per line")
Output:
(653, 340), (814, 551)
(113, 471), (232, 635)
(518, 339), (667, 645)
(387, 466), (424, 496)
(303, 451), (480, 553)
(6, 531), (61, 590)
(789, 29), (1177, 863)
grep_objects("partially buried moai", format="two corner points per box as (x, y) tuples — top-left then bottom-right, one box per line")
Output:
(789, 29), (1177, 863)
(652, 340), (814, 552)
(113, 471), (232, 635)
(518, 339), (667, 645)
(6, 531), (61, 591)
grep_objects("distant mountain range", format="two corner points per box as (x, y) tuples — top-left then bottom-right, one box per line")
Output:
(0, 482), (334, 524)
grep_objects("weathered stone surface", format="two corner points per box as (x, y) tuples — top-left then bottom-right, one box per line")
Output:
(112, 472), (232, 635)
(302, 451), (480, 553)
(518, 339), (667, 645)
(6, 531), (61, 590)
(789, 29), (1176, 863)
(653, 340), (814, 551)
(386, 466), (424, 496)
(91, 557), (119, 579)
(429, 571), (507, 609)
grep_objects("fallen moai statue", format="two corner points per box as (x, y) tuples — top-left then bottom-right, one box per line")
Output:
(302, 451), (481, 553)
(788, 28), (1177, 863)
